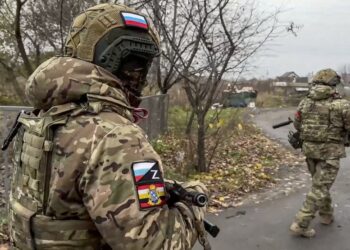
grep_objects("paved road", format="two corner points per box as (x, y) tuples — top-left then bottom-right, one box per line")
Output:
(194, 108), (350, 250)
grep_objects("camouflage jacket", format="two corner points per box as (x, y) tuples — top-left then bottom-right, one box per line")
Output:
(10, 57), (207, 250)
(294, 85), (350, 159)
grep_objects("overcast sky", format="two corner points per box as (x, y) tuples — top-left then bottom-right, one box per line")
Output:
(250, 0), (350, 79)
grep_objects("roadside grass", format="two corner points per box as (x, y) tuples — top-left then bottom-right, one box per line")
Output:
(0, 95), (22, 106)
(167, 105), (244, 135)
(153, 106), (303, 210)
(256, 92), (305, 108)
(154, 106), (246, 180)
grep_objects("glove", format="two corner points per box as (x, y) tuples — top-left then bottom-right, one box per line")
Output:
(288, 131), (302, 149)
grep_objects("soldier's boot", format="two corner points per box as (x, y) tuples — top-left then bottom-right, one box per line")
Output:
(289, 222), (316, 238)
(319, 215), (334, 225)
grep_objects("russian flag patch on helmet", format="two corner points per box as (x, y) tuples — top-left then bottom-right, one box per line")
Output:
(121, 12), (148, 30)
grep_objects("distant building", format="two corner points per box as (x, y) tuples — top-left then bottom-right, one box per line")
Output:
(295, 77), (308, 83)
(280, 71), (299, 78)
(341, 73), (350, 85)
(273, 72), (310, 95)
(276, 71), (299, 82)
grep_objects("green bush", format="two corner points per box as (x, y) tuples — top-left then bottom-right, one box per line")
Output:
(151, 138), (172, 154)
(168, 106), (193, 133)
(168, 105), (244, 136)
(206, 108), (244, 132)
(0, 95), (22, 105)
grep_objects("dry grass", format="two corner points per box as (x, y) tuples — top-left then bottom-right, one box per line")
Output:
(153, 107), (304, 211)
(255, 92), (285, 108)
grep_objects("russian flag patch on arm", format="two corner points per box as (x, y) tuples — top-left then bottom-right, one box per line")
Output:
(121, 12), (149, 30)
(131, 161), (166, 209)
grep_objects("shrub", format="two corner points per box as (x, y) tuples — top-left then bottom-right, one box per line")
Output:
(0, 95), (22, 105)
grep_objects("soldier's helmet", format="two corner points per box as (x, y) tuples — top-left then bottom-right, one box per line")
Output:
(65, 3), (160, 95)
(312, 68), (341, 86)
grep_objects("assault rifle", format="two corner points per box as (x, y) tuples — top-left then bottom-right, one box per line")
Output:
(272, 117), (302, 149)
(165, 182), (220, 238)
(272, 117), (350, 147)
(272, 117), (293, 129)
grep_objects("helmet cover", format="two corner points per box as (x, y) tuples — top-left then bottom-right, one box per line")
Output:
(65, 3), (160, 97)
(312, 68), (341, 86)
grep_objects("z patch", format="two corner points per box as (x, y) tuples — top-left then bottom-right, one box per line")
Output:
(131, 161), (166, 209)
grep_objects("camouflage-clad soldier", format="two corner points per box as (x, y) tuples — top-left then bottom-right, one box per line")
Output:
(8, 4), (209, 249)
(290, 69), (350, 237)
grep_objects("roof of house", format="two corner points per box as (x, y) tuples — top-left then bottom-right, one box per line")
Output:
(276, 77), (287, 82)
(280, 71), (299, 78)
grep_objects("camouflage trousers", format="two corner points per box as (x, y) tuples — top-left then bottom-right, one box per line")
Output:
(295, 158), (340, 228)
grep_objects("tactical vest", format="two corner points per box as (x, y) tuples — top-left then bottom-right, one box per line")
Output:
(9, 111), (103, 250)
(300, 98), (345, 143)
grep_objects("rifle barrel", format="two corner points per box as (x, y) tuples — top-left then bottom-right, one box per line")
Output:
(272, 118), (293, 129)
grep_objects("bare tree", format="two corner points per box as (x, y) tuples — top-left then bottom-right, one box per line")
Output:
(0, 0), (157, 101)
(15, 0), (33, 75)
(338, 64), (350, 85)
(143, 0), (191, 94)
(0, 0), (98, 101)
(152, 0), (285, 172)
(0, 0), (27, 100)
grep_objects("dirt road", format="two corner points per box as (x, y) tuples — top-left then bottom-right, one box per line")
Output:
(194, 108), (350, 250)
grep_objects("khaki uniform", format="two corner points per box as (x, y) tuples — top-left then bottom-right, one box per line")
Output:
(293, 84), (350, 228)
(9, 57), (207, 249)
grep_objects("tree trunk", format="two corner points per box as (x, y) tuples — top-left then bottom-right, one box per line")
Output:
(59, 0), (65, 55)
(152, 0), (163, 93)
(197, 113), (207, 172)
(15, 0), (33, 76)
(185, 109), (195, 135)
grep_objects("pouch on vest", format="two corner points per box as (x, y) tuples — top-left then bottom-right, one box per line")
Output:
(301, 100), (344, 143)
(9, 111), (103, 249)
